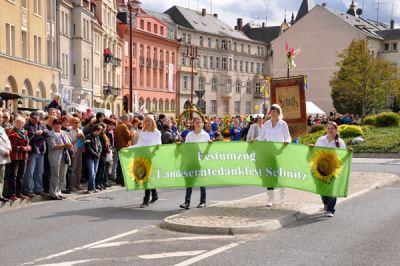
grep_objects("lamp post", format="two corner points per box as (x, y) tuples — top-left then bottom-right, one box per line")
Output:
(128, 0), (141, 113)
(184, 45), (199, 105)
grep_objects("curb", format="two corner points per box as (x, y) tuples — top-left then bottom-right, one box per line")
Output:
(161, 175), (399, 235)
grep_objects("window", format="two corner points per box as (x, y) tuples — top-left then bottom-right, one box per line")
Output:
(154, 24), (158, 34)
(208, 37), (211, 47)
(187, 34), (192, 44)
(216, 57), (220, 69)
(384, 43), (390, 51)
(233, 42), (237, 51)
(181, 52), (185, 65)
(222, 58), (227, 70)
(21, 30), (27, 59)
(241, 44), (244, 53)
(221, 40), (227, 50)
(34, 0), (41, 15)
(262, 63), (265, 74)
(255, 82), (261, 93)
(260, 47), (264, 55)
(183, 76), (188, 90)
(83, 58), (90, 80)
(203, 55), (208, 68)
(239, 61), (243, 72)
(257, 46), (260, 55)
(166, 51), (169, 64)
(245, 61), (249, 72)
(22, 0), (27, 9)
(234, 60), (237, 71)
(140, 20), (144, 29)
(246, 101), (251, 114)
(211, 78), (217, 92)
(235, 80), (241, 93)
(246, 81), (251, 94)
(216, 39), (219, 49)
(159, 100), (163, 111)
(225, 80), (232, 93)
(5, 23), (15, 56)
(147, 22), (151, 31)
(73, 64), (76, 75)
(172, 52), (175, 64)
(199, 36), (203, 46)
(182, 33), (186, 44)
(234, 101), (240, 114)
(198, 77), (204, 90)
(211, 100), (217, 113)
(160, 26), (164, 35)
(33, 35), (41, 63)
(393, 43), (398, 51)
(228, 40), (231, 50)
(229, 58), (232, 70)
(256, 63), (260, 73)
(247, 45), (251, 54)
(210, 56), (214, 69)
(250, 62), (254, 73)
(223, 100), (229, 114)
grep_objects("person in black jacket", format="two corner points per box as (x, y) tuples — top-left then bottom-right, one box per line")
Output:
(95, 123), (110, 190)
(47, 93), (62, 111)
(85, 124), (102, 193)
(161, 123), (175, 144)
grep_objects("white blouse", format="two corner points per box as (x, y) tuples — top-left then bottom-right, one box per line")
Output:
(258, 119), (292, 143)
(246, 123), (263, 141)
(315, 135), (346, 149)
(185, 130), (210, 143)
(133, 130), (161, 148)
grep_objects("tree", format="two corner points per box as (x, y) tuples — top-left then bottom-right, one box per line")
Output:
(330, 39), (399, 117)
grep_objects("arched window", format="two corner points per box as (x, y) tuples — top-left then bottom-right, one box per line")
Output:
(139, 97), (144, 109)
(152, 98), (157, 112)
(198, 76), (205, 90)
(171, 99), (175, 111)
(146, 98), (151, 112)
(211, 78), (217, 92)
(246, 81), (251, 94)
(159, 99), (164, 111)
(225, 80), (232, 93)
(235, 80), (241, 93)
(165, 99), (170, 111)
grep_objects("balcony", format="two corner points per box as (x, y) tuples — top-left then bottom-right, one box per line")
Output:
(160, 60), (164, 68)
(221, 89), (233, 98)
(146, 58), (152, 68)
(139, 56), (144, 66)
(112, 87), (121, 97)
(104, 55), (113, 64)
(112, 58), (121, 68)
(103, 85), (113, 95)
(153, 59), (158, 68)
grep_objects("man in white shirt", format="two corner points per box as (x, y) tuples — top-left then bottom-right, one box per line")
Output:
(180, 117), (210, 209)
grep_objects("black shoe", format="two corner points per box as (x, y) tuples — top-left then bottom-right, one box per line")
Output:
(95, 186), (103, 191)
(104, 183), (112, 187)
(0, 196), (9, 203)
(197, 202), (206, 208)
(180, 202), (190, 210)
(50, 196), (62, 200)
(150, 197), (158, 203)
(61, 190), (71, 194)
(34, 191), (47, 196)
(100, 184), (106, 189)
(23, 192), (36, 198)
(140, 202), (149, 208)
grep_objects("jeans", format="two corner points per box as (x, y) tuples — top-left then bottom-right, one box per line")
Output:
(8, 160), (26, 196)
(95, 157), (107, 187)
(111, 150), (118, 180)
(185, 187), (206, 204)
(321, 196), (337, 214)
(24, 153), (44, 193)
(86, 158), (99, 191)
(143, 189), (158, 203)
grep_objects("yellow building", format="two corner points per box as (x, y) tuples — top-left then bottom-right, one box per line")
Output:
(0, 0), (59, 110)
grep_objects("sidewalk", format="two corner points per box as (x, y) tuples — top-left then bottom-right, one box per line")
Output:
(161, 172), (400, 235)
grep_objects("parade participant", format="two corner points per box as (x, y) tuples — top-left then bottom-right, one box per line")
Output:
(7, 116), (31, 200)
(134, 115), (161, 208)
(314, 121), (346, 217)
(258, 104), (291, 207)
(161, 123), (175, 144)
(246, 116), (263, 141)
(0, 112), (11, 202)
(180, 116), (211, 209)
(229, 119), (242, 141)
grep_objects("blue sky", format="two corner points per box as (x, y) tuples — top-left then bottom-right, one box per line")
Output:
(141, 0), (400, 28)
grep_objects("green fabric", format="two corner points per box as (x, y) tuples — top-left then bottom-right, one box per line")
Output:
(15, 128), (27, 142)
(119, 141), (352, 197)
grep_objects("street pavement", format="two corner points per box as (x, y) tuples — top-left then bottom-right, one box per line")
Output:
(0, 161), (399, 266)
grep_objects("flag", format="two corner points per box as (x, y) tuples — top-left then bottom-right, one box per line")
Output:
(304, 75), (308, 90)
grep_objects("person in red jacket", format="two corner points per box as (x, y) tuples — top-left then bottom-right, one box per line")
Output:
(7, 116), (31, 200)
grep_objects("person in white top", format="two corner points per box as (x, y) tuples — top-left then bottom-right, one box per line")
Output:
(246, 116), (264, 141)
(314, 121), (346, 217)
(180, 116), (211, 209)
(257, 104), (292, 207)
(134, 115), (162, 208)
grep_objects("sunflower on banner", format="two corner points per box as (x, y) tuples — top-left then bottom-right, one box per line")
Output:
(310, 150), (343, 184)
(129, 157), (152, 185)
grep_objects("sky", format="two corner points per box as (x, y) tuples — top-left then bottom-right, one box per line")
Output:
(141, 0), (400, 28)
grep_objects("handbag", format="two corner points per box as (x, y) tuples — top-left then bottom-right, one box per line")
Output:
(105, 150), (113, 162)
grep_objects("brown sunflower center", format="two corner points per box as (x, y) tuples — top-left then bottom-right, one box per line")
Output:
(317, 159), (331, 176)
(135, 165), (147, 180)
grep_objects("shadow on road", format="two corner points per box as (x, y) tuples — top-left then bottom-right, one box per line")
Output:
(283, 213), (331, 228)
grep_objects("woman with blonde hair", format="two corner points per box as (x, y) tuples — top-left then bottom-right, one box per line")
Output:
(133, 115), (161, 208)
(258, 104), (291, 207)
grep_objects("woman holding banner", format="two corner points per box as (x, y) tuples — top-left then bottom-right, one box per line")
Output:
(315, 121), (346, 217)
(258, 104), (291, 207)
(136, 115), (161, 208)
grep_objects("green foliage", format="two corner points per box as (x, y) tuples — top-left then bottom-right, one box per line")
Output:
(363, 115), (376, 126)
(338, 125), (363, 138)
(300, 130), (325, 145)
(374, 112), (400, 127)
(309, 125), (325, 133)
(330, 40), (400, 116)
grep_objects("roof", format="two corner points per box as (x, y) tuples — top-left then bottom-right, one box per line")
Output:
(296, 0), (315, 22)
(164, 6), (254, 42)
(242, 24), (281, 43)
(146, 10), (176, 25)
(376, 29), (400, 41)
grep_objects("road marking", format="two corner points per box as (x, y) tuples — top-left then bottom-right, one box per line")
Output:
(90, 235), (235, 249)
(37, 259), (94, 266)
(174, 242), (242, 266)
(138, 250), (207, 259)
(20, 229), (138, 265)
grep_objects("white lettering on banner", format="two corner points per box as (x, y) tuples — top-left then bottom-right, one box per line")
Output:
(197, 152), (256, 162)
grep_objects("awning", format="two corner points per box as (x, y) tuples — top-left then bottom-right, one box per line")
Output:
(0, 92), (22, 100)
(306, 101), (325, 115)
(21, 95), (51, 103)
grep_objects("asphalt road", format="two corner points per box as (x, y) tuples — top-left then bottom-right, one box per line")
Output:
(0, 162), (398, 266)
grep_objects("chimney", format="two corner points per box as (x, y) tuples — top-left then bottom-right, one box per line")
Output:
(237, 18), (243, 31)
(262, 22), (265, 28)
(390, 19), (394, 29)
(202, 8), (206, 16)
(322, 2), (327, 7)
(213, 13), (218, 17)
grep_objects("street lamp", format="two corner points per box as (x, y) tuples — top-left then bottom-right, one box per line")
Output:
(128, 0), (141, 113)
(184, 45), (199, 105)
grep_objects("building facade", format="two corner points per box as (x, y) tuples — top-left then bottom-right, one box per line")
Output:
(92, 0), (123, 116)
(165, 6), (269, 117)
(0, 0), (59, 110)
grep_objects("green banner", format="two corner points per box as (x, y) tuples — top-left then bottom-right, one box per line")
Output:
(119, 141), (352, 197)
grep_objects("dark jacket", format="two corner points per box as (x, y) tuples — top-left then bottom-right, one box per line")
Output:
(84, 134), (102, 160)
(24, 121), (48, 154)
(161, 130), (175, 144)
(48, 100), (62, 111)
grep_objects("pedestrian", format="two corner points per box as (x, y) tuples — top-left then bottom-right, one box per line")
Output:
(114, 115), (133, 185)
(69, 117), (85, 191)
(257, 104), (291, 207)
(47, 93), (62, 111)
(180, 116), (211, 209)
(161, 123), (175, 144)
(204, 122), (215, 140)
(0, 114), (11, 203)
(314, 121), (346, 217)
(156, 114), (167, 131)
(85, 124), (103, 194)
(246, 116), (263, 141)
(229, 119), (242, 141)
(135, 115), (161, 208)
(47, 119), (73, 200)
(95, 122), (111, 190)
(23, 111), (48, 198)
(7, 116), (31, 201)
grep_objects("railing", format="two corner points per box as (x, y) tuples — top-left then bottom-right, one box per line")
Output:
(146, 58), (152, 68)
(103, 85), (112, 95)
(139, 56), (144, 66)
(153, 59), (158, 68)
(112, 58), (121, 68)
(112, 87), (121, 97)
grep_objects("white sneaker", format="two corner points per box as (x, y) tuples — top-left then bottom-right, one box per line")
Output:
(266, 201), (273, 207)
(325, 212), (334, 217)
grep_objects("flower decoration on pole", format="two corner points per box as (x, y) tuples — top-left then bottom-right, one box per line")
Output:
(285, 41), (301, 77)
(260, 77), (271, 97)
